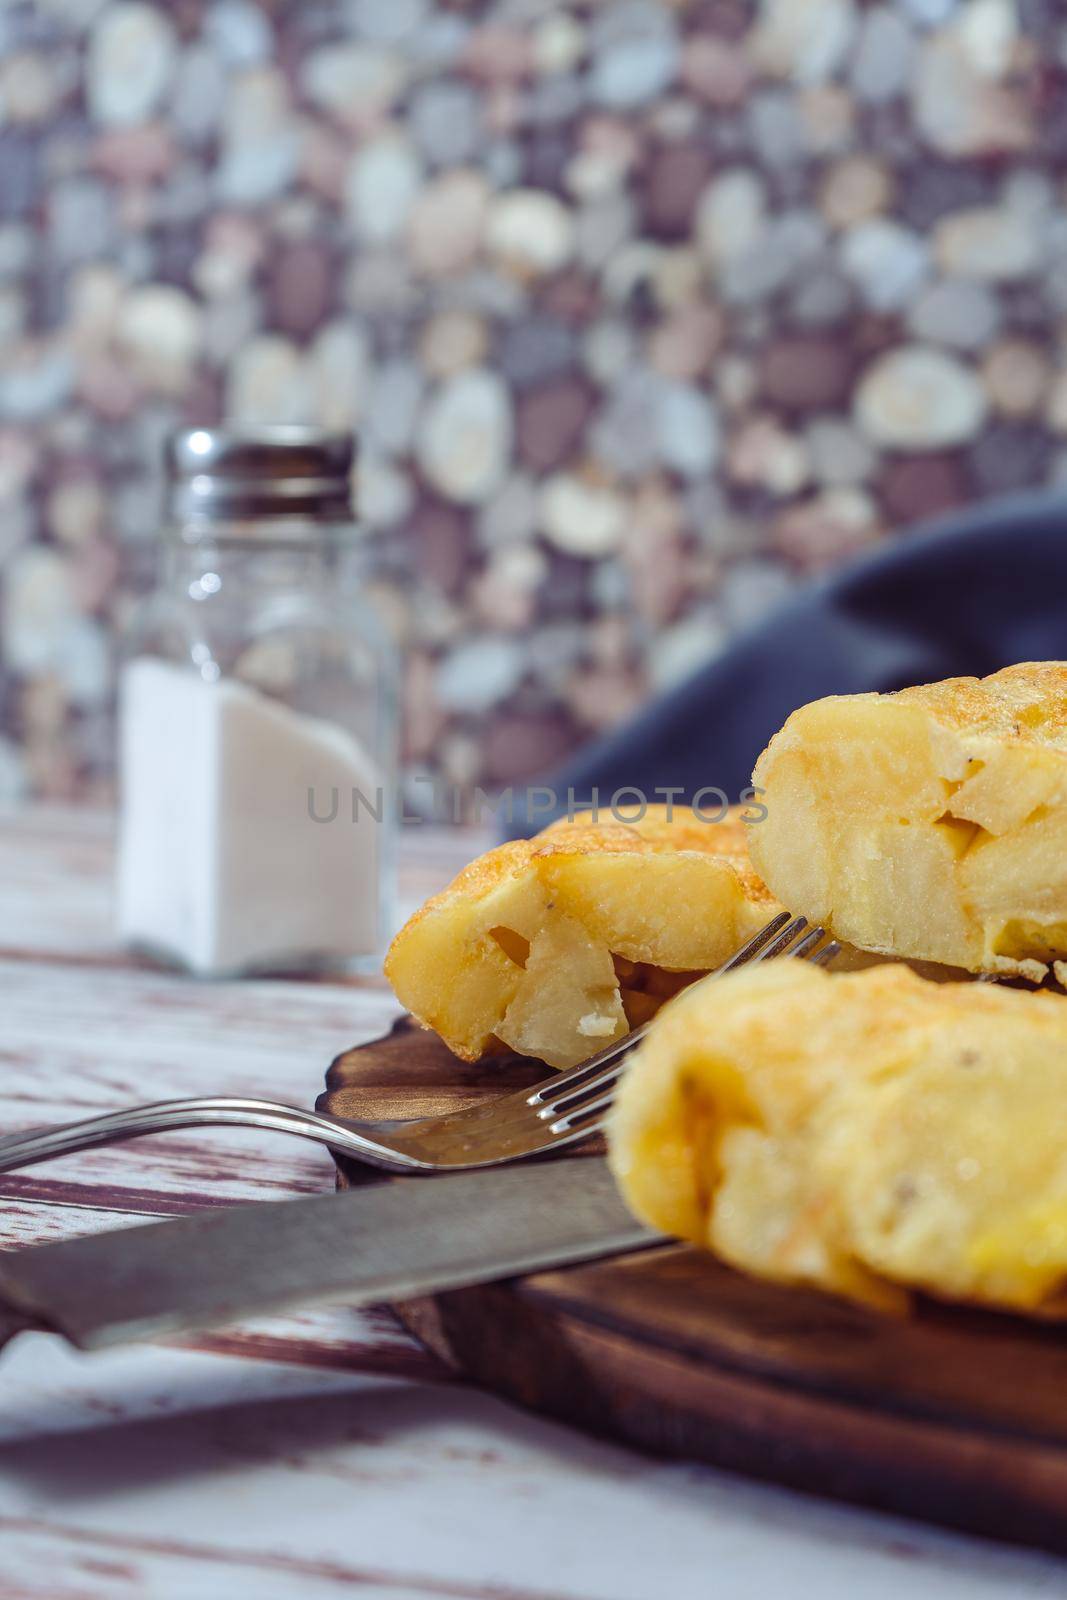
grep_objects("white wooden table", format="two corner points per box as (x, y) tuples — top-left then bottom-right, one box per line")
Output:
(2, 806), (1066, 1599)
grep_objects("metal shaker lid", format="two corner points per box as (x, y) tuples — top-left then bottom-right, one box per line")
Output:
(166, 426), (355, 523)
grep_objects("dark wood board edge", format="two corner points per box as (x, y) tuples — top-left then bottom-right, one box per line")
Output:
(395, 1283), (1067, 1558)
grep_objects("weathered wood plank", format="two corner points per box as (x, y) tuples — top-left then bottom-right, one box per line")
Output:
(0, 806), (118, 965)
(0, 958), (402, 1207)
(0, 803), (479, 1209)
(4, 1335), (1065, 1600)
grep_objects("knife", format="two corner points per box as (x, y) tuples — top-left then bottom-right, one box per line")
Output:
(0, 1158), (661, 1352)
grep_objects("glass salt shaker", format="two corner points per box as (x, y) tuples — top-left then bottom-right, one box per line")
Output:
(116, 426), (397, 977)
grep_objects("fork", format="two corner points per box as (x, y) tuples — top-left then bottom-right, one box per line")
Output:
(0, 914), (836, 1177)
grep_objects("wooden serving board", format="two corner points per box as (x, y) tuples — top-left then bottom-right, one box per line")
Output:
(320, 1018), (1067, 1557)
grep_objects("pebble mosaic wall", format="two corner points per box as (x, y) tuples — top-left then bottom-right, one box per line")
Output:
(0, 0), (1065, 801)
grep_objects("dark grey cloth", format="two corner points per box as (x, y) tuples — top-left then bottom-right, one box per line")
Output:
(512, 490), (1067, 835)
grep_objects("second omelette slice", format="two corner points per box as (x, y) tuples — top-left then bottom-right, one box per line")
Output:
(749, 662), (1067, 980)
(610, 960), (1067, 1317)
(385, 805), (779, 1069)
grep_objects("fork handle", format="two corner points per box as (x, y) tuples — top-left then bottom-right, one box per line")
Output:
(0, 1097), (406, 1175)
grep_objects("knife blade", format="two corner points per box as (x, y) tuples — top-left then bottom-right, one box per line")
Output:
(0, 1158), (661, 1352)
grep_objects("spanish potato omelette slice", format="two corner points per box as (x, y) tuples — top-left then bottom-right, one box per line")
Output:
(385, 805), (779, 1069)
(748, 662), (1067, 981)
(610, 959), (1067, 1317)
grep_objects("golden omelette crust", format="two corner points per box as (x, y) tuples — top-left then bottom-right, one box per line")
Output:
(893, 661), (1067, 746)
(398, 807), (776, 931)
(609, 960), (1067, 1318)
(385, 805), (779, 1068)
(749, 661), (1067, 980)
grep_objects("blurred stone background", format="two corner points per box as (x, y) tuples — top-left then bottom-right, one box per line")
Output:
(0, 0), (1064, 802)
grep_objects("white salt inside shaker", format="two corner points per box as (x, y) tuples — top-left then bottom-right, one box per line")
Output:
(118, 659), (384, 976)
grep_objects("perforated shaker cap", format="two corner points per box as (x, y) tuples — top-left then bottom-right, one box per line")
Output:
(166, 426), (356, 523)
